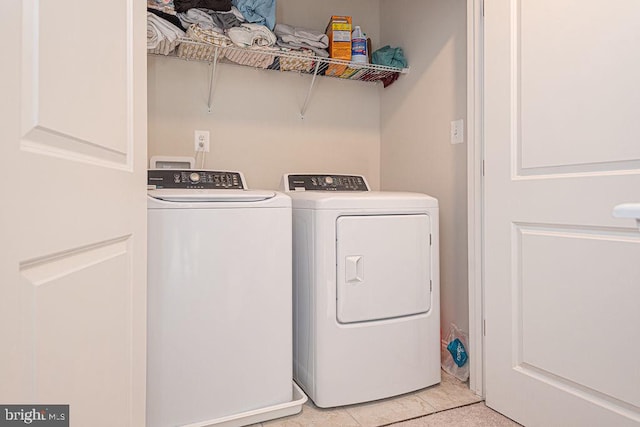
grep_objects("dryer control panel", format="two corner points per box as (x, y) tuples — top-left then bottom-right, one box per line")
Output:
(148, 170), (246, 189)
(285, 174), (370, 192)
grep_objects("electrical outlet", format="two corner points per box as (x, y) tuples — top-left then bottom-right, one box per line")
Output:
(194, 130), (210, 152)
(451, 119), (464, 144)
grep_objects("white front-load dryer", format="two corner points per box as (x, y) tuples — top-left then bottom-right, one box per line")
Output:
(282, 174), (441, 408)
(147, 169), (293, 427)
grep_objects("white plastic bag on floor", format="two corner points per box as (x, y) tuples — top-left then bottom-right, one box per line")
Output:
(441, 323), (469, 382)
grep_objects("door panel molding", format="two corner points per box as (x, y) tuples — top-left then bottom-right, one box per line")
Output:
(514, 364), (640, 422)
(514, 160), (640, 179)
(514, 0), (640, 172)
(513, 223), (640, 407)
(20, 0), (136, 169)
(20, 237), (134, 426)
(510, 0), (640, 177)
(20, 236), (131, 280)
(20, 236), (134, 426)
(21, 127), (129, 168)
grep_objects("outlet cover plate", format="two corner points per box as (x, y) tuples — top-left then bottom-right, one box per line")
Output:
(195, 130), (210, 152)
(451, 119), (464, 144)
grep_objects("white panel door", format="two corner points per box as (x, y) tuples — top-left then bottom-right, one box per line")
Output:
(484, 1), (640, 426)
(0, 1), (147, 426)
(336, 214), (432, 323)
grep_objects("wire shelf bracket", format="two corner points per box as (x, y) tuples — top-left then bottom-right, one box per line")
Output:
(206, 48), (221, 113)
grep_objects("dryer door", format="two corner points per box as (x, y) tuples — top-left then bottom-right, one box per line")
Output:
(336, 214), (432, 323)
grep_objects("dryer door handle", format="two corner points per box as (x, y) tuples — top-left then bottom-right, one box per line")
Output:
(345, 256), (364, 283)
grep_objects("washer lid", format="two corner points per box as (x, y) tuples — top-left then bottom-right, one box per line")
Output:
(148, 189), (276, 203)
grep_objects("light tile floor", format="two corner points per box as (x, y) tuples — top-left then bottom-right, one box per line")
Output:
(259, 371), (519, 427)
(391, 403), (521, 427)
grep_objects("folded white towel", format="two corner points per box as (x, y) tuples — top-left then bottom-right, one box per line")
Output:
(274, 23), (328, 49)
(227, 23), (276, 48)
(147, 24), (161, 48)
(147, 12), (185, 55)
(275, 39), (328, 58)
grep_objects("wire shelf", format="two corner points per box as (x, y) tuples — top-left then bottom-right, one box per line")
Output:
(162, 38), (408, 83)
(149, 38), (409, 116)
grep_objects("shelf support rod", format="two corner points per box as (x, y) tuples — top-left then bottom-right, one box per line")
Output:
(300, 60), (321, 119)
(207, 47), (220, 113)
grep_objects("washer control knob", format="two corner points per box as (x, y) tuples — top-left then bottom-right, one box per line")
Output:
(325, 176), (334, 185)
(189, 172), (201, 183)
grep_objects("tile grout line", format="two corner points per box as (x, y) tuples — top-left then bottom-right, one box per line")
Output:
(345, 408), (364, 427)
(376, 400), (487, 427)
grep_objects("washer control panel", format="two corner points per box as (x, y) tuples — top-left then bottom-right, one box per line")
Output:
(286, 174), (369, 192)
(148, 170), (245, 189)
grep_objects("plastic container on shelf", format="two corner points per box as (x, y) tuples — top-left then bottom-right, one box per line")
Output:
(351, 26), (368, 64)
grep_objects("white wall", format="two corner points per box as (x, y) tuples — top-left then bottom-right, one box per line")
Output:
(380, 0), (469, 336)
(147, 0), (382, 190)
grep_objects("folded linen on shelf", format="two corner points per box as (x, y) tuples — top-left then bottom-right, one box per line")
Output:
(177, 41), (221, 61)
(231, 0), (275, 30)
(148, 0), (177, 15)
(274, 24), (329, 58)
(275, 39), (328, 58)
(279, 49), (315, 72)
(227, 23), (276, 47)
(371, 45), (408, 69)
(174, 0), (232, 13)
(176, 23), (230, 61)
(148, 7), (183, 29)
(179, 7), (244, 32)
(187, 23), (233, 47)
(224, 46), (277, 68)
(178, 8), (219, 32)
(147, 12), (186, 55)
(274, 24), (328, 49)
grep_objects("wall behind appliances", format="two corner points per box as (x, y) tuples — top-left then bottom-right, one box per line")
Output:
(379, 0), (469, 337)
(147, 0), (382, 190)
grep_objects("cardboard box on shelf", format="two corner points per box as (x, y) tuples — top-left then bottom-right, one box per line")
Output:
(325, 15), (352, 76)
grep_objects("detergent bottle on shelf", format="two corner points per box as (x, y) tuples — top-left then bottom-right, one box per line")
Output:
(351, 26), (368, 64)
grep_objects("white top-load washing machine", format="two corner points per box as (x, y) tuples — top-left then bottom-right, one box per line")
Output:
(282, 174), (441, 408)
(147, 169), (293, 427)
